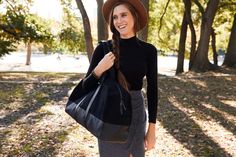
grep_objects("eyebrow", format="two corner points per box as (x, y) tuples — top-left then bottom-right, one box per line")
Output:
(113, 11), (129, 16)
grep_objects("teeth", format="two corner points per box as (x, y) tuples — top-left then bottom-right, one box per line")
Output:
(118, 25), (126, 29)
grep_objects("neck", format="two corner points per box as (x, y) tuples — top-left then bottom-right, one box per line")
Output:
(120, 33), (136, 39)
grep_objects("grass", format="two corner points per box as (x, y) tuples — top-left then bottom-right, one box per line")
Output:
(0, 69), (235, 157)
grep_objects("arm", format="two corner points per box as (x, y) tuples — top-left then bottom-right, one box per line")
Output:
(144, 45), (158, 151)
(82, 43), (116, 91)
(145, 123), (156, 151)
(146, 46), (158, 124)
(92, 51), (115, 78)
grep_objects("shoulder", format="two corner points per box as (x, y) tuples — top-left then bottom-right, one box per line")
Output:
(91, 41), (109, 60)
(97, 40), (113, 53)
(137, 39), (157, 55)
(94, 39), (112, 53)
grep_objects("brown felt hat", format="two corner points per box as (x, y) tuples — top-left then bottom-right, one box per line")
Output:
(102, 0), (148, 31)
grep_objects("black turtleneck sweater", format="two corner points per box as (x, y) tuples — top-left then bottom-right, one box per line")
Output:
(83, 36), (157, 123)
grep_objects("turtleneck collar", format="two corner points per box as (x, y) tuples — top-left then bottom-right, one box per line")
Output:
(119, 36), (138, 46)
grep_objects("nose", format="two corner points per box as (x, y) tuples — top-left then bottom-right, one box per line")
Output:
(117, 16), (122, 24)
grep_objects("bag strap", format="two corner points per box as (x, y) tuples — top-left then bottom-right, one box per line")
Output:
(84, 82), (102, 118)
(99, 41), (126, 115)
(84, 41), (112, 119)
(99, 40), (116, 80)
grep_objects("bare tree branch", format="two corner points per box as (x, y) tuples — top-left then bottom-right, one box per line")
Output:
(5, 0), (15, 10)
(192, 0), (204, 14)
(158, 0), (171, 42)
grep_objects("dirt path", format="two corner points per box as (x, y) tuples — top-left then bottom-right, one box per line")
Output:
(0, 72), (235, 157)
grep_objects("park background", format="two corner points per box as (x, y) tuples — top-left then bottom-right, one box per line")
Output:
(0, 0), (236, 157)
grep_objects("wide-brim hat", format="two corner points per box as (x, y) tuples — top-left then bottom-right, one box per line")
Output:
(102, 0), (148, 31)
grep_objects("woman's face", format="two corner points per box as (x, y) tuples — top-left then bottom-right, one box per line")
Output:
(112, 4), (135, 39)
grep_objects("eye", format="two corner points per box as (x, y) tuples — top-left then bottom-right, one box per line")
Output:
(121, 13), (127, 17)
(113, 15), (118, 20)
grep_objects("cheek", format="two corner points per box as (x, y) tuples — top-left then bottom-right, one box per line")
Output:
(114, 23), (119, 30)
(113, 19), (118, 26)
(129, 20), (135, 30)
(113, 21), (118, 28)
(128, 17), (135, 27)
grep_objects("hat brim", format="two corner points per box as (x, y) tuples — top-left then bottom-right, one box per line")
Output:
(102, 0), (148, 31)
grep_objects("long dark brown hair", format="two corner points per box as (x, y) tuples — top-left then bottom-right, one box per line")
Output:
(109, 2), (140, 91)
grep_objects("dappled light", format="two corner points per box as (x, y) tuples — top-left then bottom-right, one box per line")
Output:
(221, 100), (236, 108)
(188, 79), (208, 88)
(0, 72), (235, 156)
(1, 0), (236, 156)
(169, 96), (235, 156)
(158, 72), (236, 156)
(0, 73), (100, 156)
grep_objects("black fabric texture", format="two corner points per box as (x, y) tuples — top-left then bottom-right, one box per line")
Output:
(82, 36), (158, 123)
(65, 41), (132, 143)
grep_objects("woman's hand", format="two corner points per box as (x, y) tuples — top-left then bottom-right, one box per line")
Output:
(144, 123), (156, 151)
(93, 52), (116, 78)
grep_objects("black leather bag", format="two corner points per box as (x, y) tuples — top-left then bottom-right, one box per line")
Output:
(65, 41), (132, 143)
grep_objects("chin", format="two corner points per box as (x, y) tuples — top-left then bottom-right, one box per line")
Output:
(120, 32), (129, 37)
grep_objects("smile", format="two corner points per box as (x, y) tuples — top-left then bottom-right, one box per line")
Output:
(118, 25), (127, 29)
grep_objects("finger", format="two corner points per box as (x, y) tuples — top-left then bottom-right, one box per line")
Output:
(144, 139), (148, 151)
(144, 140), (154, 152)
(110, 52), (116, 57)
(107, 52), (113, 56)
(145, 147), (152, 152)
(111, 56), (116, 60)
(107, 54), (115, 60)
(106, 54), (114, 60)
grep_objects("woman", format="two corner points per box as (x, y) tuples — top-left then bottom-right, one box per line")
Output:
(82, 0), (157, 156)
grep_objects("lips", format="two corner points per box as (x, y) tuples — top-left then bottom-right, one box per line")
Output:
(118, 25), (126, 30)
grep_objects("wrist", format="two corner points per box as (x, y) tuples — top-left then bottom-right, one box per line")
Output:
(93, 67), (103, 78)
(148, 123), (156, 131)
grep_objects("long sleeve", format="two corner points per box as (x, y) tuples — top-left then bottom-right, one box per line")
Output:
(118, 36), (158, 123)
(82, 43), (104, 91)
(146, 45), (158, 123)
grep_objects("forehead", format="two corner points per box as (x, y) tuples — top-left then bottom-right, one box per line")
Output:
(113, 4), (131, 15)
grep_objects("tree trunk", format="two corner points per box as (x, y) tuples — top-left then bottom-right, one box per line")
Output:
(191, 0), (219, 72)
(211, 28), (218, 66)
(176, 12), (188, 74)
(138, 0), (149, 41)
(223, 14), (236, 67)
(75, 0), (94, 61)
(96, 0), (109, 41)
(43, 44), (49, 54)
(26, 41), (31, 65)
(184, 0), (196, 70)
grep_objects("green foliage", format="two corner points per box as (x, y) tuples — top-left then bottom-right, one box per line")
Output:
(0, 38), (16, 57)
(214, 1), (236, 51)
(149, 0), (183, 54)
(0, 0), (55, 56)
(0, 13), (18, 57)
(59, 27), (85, 54)
(148, 0), (158, 47)
(59, 0), (85, 54)
(1, 1), (35, 41)
(149, 0), (236, 56)
(0, 0), (86, 56)
(27, 15), (55, 53)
